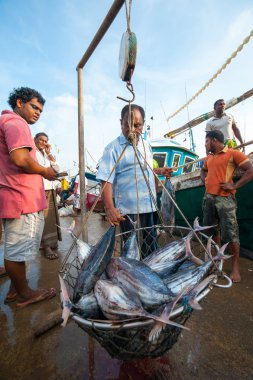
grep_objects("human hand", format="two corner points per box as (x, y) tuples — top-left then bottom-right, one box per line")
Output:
(45, 143), (51, 155)
(161, 167), (173, 178)
(105, 207), (125, 226)
(220, 182), (235, 191)
(43, 167), (57, 180)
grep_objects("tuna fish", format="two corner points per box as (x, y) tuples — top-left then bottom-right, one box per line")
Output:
(163, 240), (230, 296)
(59, 275), (100, 326)
(94, 280), (185, 327)
(73, 226), (115, 302)
(143, 217), (214, 266)
(148, 235), (203, 278)
(72, 292), (100, 319)
(106, 257), (174, 309)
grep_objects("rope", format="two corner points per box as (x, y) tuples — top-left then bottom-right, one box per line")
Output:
(132, 139), (164, 225)
(166, 29), (253, 122)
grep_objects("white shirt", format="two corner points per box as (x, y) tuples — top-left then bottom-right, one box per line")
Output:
(36, 149), (60, 190)
(205, 113), (236, 140)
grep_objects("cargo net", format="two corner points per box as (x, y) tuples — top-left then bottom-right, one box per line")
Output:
(62, 225), (219, 360)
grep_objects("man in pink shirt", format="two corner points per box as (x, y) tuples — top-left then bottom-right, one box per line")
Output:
(0, 87), (57, 307)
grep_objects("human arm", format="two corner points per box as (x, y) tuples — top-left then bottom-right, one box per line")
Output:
(153, 167), (173, 178)
(45, 144), (60, 172)
(10, 148), (57, 180)
(220, 161), (253, 191)
(200, 167), (208, 183)
(101, 181), (125, 226)
(232, 123), (244, 152)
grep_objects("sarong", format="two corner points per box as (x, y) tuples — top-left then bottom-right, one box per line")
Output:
(41, 190), (62, 248)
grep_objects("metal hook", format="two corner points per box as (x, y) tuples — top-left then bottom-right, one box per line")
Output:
(117, 81), (135, 103)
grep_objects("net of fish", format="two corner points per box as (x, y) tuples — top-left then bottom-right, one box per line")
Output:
(61, 225), (225, 360)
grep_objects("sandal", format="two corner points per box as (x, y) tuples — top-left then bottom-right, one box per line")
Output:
(0, 267), (8, 279)
(44, 247), (59, 260)
(4, 292), (18, 304)
(16, 288), (56, 309)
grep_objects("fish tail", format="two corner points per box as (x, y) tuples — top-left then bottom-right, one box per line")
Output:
(56, 220), (75, 234)
(148, 321), (164, 342)
(213, 242), (232, 261)
(193, 216), (217, 231)
(58, 275), (72, 327)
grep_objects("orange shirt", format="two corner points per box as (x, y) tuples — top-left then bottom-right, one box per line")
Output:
(203, 146), (249, 196)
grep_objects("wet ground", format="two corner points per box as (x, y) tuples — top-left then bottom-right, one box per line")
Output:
(0, 214), (252, 380)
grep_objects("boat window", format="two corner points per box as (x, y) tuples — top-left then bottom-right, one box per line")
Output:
(172, 153), (181, 171)
(182, 156), (195, 173)
(153, 153), (167, 168)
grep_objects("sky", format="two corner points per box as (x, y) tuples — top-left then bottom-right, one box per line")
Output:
(0, 0), (253, 175)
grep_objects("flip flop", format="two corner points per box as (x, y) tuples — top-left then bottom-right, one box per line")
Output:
(44, 248), (59, 260)
(16, 288), (56, 309)
(4, 292), (18, 304)
(0, 268), (8, 279)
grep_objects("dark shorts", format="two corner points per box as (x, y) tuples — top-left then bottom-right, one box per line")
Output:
(202, 193), (239, 243)
(120, 212), (158, 258)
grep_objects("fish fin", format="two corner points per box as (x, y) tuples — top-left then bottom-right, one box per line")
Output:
(148, 316), (189, 342)
(58, 275), (72, 327)
(188, 298), (202, 310)
(185, 238), (204, 266)
(149, 286), (190, 341)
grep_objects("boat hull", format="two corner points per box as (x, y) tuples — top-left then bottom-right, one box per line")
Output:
(170, 175), (253, 251)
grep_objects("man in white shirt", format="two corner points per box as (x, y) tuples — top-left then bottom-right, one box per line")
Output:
(35, 132), (62, 259)
(205, 99), (244, 150)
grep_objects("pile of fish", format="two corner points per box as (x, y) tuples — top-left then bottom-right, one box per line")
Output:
(59, 218), (230, 341)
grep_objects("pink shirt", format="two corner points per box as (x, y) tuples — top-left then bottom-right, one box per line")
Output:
(0, 110), (46, 218)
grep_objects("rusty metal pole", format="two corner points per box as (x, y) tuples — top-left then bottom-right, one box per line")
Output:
(76, 0), (125, 242)
(77, 67), (88, 241)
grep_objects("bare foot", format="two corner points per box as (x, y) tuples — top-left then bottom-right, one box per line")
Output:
(230, 270), (241, 283)
(44, 246), (58, 260)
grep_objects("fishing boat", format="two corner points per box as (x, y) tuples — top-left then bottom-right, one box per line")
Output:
(150, 138), (199, 177)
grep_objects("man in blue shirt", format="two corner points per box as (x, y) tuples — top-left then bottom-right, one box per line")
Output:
(97, 104), (169, 257)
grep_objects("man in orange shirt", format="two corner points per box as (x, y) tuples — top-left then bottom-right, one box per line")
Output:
(201, 130), (253, 283)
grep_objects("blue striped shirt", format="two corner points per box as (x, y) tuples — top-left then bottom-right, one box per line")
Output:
(96, 133), (156, 214)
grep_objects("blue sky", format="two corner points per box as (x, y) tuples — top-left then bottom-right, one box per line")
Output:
(1, 0), (253, 174)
